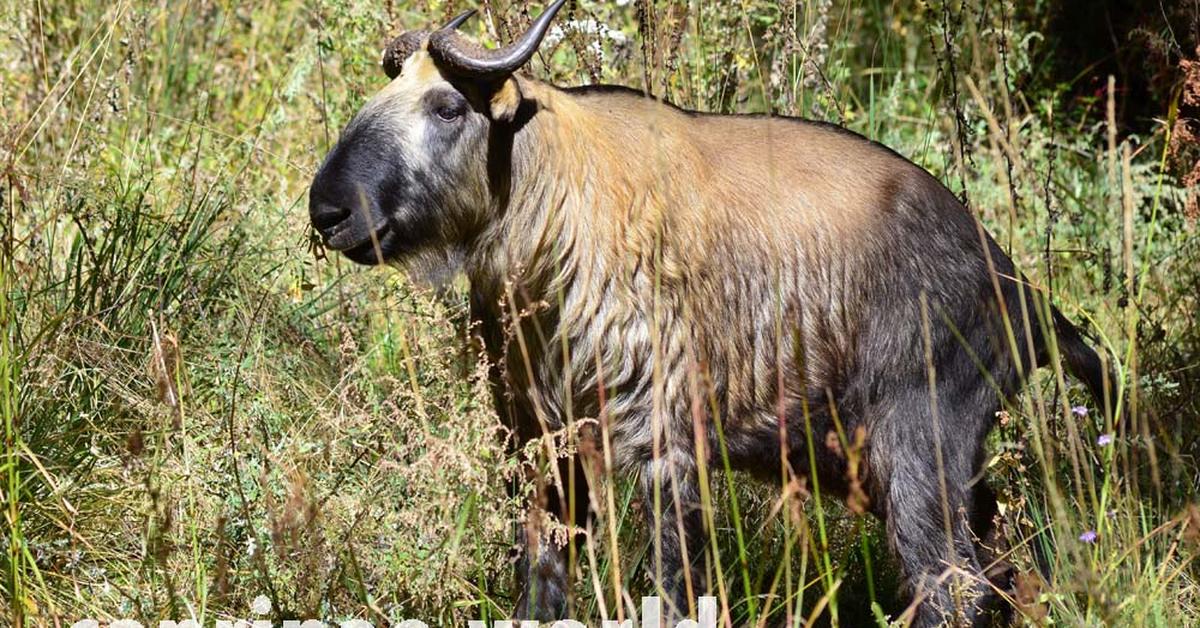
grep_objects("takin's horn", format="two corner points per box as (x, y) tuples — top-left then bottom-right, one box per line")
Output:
(427, 0), (567, 81)
(381, 10), (478, 79)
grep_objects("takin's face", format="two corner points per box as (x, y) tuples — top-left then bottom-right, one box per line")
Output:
(308, 2), (563, 274)
(307, 49), (493, 268)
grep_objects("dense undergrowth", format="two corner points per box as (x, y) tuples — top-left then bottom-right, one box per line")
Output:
(2, 1), (1198, 625)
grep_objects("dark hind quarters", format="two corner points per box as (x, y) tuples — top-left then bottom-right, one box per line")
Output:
(816, 317), (1022, 623)
(725, 379), (1014, 623)
(867, 328), (1022, 624)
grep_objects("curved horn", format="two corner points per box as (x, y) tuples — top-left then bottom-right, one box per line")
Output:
(381, 10), (481, 79)
(427, 0), (567, 80)
(443, 8), (477, 30)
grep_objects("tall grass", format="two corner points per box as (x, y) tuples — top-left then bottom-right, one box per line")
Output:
(1, 0), (1197, 625)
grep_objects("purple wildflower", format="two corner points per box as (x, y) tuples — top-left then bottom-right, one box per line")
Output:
(1079, 530), (1098, 543)
(1072, 405), (1089, 418)
(1097, 433), (1113, 447)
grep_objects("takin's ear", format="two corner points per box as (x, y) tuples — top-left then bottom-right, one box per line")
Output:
(488, 77), (523, 123)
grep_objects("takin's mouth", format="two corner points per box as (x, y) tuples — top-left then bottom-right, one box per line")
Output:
(320, 212), (391, 251)
(336, 224), (402, 266)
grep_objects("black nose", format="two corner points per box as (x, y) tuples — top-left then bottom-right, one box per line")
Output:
(310, 201), (350, 232)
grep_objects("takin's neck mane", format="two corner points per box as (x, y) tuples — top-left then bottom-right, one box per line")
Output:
(465, 77), (704, 304)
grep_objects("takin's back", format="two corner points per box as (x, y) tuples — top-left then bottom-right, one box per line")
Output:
(543, 82), (1010, 327)
(553, 83), (948, 246)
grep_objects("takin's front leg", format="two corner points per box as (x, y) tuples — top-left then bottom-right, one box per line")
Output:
(640, 450), (706, 620)
(512, 453), (591, 621)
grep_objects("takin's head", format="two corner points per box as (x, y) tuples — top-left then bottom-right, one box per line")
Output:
(308, 0), (565, 269)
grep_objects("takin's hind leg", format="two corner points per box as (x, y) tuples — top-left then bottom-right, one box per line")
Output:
(969, 481), (1015, 619)
(872, 391), (1003, 627)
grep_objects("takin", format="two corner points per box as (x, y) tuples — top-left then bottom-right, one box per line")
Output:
(308, 2), (1113, 625)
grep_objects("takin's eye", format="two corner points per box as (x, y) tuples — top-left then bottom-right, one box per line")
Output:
(436, 105), (462, 122)
(429, 92), (469, 123)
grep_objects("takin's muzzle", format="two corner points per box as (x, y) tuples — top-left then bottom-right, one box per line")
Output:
(308, 140), (398, 265)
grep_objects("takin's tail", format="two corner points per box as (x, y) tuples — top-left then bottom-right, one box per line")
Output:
(1050, 305), (1119, 420)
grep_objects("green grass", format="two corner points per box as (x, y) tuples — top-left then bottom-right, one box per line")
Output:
(2, 0), (1198, 625)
